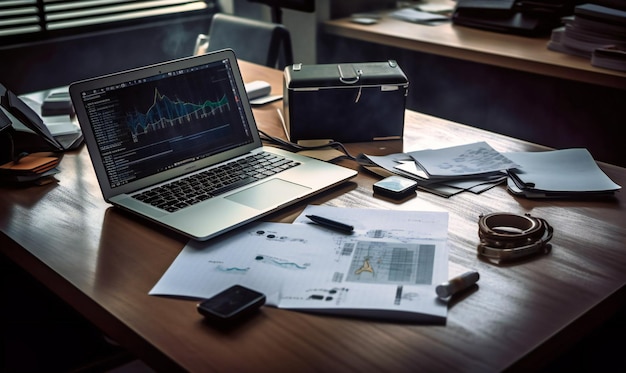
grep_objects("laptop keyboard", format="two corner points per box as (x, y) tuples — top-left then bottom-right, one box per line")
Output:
(132, 152), (300, 212)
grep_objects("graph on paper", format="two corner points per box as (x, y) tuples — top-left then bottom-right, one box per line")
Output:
(344, 241), (435, 285)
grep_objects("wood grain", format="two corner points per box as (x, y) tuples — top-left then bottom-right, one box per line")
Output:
(1, 61), (624, 372)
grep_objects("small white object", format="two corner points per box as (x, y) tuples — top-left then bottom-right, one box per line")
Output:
(436, 271), (480, 298)
(44, 116), (81, 136)
(244, 80), (272, 100)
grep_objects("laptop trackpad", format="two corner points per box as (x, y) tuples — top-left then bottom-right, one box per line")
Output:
(225, 178), (310, 210)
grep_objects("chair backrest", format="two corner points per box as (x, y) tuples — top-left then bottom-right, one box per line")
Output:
(204, 13), (294, 70)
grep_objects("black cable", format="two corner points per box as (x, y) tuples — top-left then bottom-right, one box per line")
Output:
(258, 129), (357, 161)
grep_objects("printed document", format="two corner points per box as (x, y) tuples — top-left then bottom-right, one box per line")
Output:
(150, 206), (449, 322)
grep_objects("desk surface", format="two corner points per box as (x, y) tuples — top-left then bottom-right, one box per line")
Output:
(323, 13), (626, 90)
(1, 61), (625, 372)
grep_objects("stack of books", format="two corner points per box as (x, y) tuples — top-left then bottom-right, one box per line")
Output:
(548, 3), (626, 71)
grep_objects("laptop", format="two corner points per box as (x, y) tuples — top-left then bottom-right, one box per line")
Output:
(69, 49), (356, 241)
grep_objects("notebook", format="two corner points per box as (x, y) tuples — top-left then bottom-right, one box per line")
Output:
(69, 49), (356, 241)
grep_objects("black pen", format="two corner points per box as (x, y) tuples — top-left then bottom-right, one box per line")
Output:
(306, 215), (354, 233)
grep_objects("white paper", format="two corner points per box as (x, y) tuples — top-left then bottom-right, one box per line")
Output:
(41, 115), (80, 135)
(20, 88), (80, 136)
(390, 8), (450, 24)
(150, 207), (449, 322)
(505, 148), (621, 193)
(409, 141), (519, 177)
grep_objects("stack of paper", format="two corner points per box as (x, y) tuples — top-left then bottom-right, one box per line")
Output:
(547, 3), (626, 71)
(150, 206), (450, 323)
(505, 148), (621, 198)
(390, 8), (450, 25)
(358, 142), (518, 197)
(20, 88), (81, 138)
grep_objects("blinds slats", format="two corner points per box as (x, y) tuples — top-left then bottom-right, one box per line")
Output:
(0, 25), (42, 38)
(0, 16), (41, 27)
(1, 7), (39, 17)
(44, 0), (200, 12)
(46, 1), (206, 22)
(48, 3), (208, 30)
(1, 0), (211, 43)
(0, 0), (38, 7)
(0, 1), (40, 38)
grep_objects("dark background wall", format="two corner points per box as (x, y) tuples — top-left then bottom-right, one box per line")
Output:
(1, 13), (623, 167)
(318, 34), (625, 168)
(0, 14), (212, 95)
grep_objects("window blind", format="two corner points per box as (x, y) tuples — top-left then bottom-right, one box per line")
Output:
(0, 0), (214, 43)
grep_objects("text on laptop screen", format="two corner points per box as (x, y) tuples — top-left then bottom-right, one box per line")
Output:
(79, 58), (254, 188)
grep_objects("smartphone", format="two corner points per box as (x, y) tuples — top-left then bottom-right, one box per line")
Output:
(197, 285), (265, 323)
(373, 175), (418, 199)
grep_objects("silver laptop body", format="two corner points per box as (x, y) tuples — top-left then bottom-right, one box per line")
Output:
(70, 49), (356, 241)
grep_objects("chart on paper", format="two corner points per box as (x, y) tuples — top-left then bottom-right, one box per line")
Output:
(341, 241), (435, 285)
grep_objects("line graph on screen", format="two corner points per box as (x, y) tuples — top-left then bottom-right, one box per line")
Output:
(126, 88), (230, 142)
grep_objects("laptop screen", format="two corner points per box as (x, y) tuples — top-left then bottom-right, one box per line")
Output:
(77, 58), (254, 188)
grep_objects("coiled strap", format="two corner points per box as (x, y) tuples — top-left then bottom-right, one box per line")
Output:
(477, 212), (553, 262)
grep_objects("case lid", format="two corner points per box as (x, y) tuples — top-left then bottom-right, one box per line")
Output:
(285, 61), (408, 88)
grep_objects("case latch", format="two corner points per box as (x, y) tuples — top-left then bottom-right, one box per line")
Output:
(337, 64), (361, 84)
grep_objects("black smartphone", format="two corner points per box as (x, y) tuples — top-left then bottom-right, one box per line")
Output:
(373, 175), (418, 200)
(197, 285), (266, 323)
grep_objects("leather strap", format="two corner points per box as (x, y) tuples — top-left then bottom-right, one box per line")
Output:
(477, 212), (553, 262)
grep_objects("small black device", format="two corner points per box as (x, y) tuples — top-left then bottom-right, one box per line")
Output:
(197, 285), (266, 323)
(373, 175), (418, 200)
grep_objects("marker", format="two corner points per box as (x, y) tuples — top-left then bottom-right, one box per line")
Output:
(436, 271), (480, 298)
(306, 215), (354, 233)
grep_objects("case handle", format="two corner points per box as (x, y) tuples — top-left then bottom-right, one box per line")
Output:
(337, 64), (361, 84)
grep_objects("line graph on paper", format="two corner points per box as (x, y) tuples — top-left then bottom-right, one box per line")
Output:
(126, 88), (231, 142)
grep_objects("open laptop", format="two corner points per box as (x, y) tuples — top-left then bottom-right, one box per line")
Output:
(70, 49), (356, 241)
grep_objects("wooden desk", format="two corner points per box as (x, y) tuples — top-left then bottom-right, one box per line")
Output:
(323, 14), (626, 90)
(1, 61), (625, 372)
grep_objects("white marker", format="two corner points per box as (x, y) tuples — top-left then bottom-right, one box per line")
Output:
(436, 271), (480, 298)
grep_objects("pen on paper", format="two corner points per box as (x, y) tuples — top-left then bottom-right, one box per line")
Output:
(306, 215), (354, 233)
(436, 270), (479, 298)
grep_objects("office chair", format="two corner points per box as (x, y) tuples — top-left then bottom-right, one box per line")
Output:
(195, 13), (294, 70)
